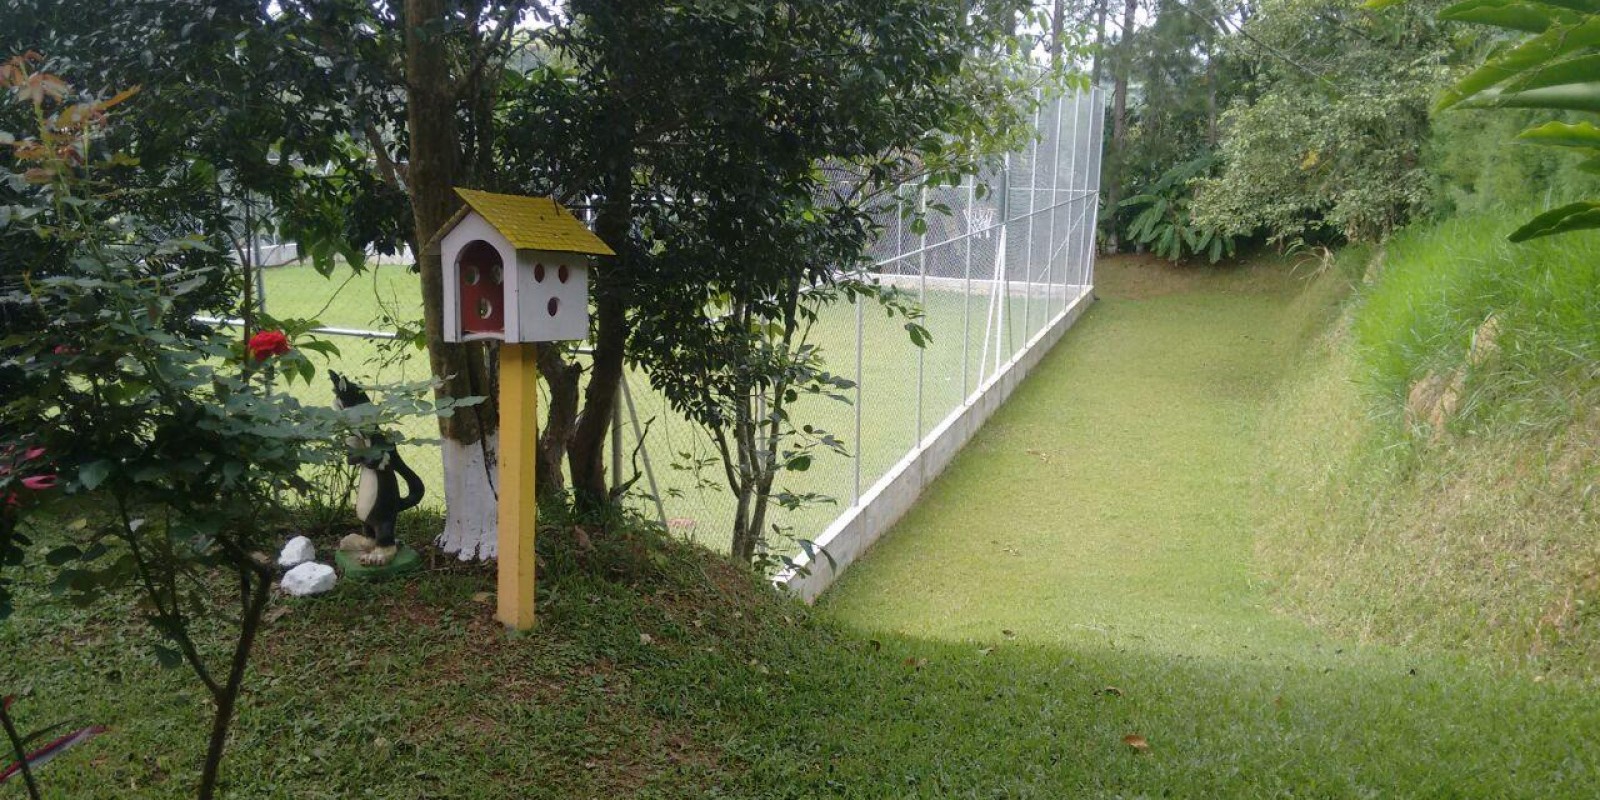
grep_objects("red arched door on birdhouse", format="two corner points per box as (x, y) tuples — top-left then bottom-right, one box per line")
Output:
(458, 240), (505, 336)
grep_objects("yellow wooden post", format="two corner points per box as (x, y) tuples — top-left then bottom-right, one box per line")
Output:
(496, 341), (539, 630)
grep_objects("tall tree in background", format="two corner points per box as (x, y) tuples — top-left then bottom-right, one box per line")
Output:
(1104, 0), (1139, 249)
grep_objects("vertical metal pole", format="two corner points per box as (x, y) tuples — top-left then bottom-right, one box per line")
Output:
(1022, 89), (1041, 342)
(853, 292), (863, 505)
(961, 180), (974, 400)
(1077, 90), (1093, 290)
(1087, 89), (1105, 289)
(1062, 90), (1083, 306)
(916, 182), (927, 446)
(1043, 94), (1056, 315)
(993, 154), (1011, 377)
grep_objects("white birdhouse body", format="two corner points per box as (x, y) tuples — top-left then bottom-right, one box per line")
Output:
(438, 189), (614, 344)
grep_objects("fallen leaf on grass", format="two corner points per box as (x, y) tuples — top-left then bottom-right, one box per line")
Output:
(639, 633), (654, 646)
(1100, 686), (1123, 697)
(904, 656), (928, 670)
(977, 647), (995, 657)
(1001, 629), (1017, 639)
(1122, 734), (1150, 753)
(471, 591), (492, 604)
(263, 606), (291, 624)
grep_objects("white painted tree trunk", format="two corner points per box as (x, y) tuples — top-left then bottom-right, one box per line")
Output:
(434, 432), (500, 560)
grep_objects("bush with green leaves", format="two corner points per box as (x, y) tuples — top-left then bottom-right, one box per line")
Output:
(1191, 0), (1452, 246)
(1118, 154), (1236, 263)
(0, 58), (464, 800)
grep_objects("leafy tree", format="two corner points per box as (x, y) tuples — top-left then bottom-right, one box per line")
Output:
(1119, 153), (1237, 262)
(1098, 0), (1242, 259)
(1190, 0), (1453, 245)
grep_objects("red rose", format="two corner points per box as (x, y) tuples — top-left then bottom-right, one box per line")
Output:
(247, 330), (291, 360)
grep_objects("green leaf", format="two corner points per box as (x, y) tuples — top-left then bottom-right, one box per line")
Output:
(1438, 0), (1578, 33)
(45, 546), (82, 567)
(1516, 119), (1600, 148)
(1508, 201), (1600, 241)
(1436, 18), (1600, 110)
(77, 460), (113, 491)
(1472, 81), (1600, 112)
(1505, 53), (1600, 93)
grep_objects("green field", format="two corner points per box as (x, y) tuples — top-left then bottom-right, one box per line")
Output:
(260, 262), (1077, 552)
(8, 253), (1598, 798)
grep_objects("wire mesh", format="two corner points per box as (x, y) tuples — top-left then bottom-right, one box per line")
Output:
(249, 86), (1104, 558)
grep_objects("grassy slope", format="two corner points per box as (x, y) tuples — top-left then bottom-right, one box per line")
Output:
(7, 254), (1600, 798)
(1258, 219), (1600, 677)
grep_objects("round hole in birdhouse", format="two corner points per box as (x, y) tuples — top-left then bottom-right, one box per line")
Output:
(534, 263), (546, 282)
(558, 264), (570, 283)
(477, 298), (494, 320)
(490, 263), (503, 285)
(547, 297), (559, 317)
(464, 264), (480, 285)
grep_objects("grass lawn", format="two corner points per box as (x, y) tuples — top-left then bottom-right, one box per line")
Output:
(6, 254), (1594, 797)
(258, 262), (1077, 553)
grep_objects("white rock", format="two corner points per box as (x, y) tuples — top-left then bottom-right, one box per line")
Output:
(278, 536), (317, 568)
(281, 562), (337, 597)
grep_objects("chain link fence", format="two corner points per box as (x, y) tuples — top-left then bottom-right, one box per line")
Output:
(246, 85), (1104, 561)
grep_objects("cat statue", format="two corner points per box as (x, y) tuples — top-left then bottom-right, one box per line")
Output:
(329, 370), (425, 566)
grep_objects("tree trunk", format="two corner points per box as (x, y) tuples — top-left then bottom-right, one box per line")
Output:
(1091, 0), (1110, 85)
(568, 162), (631, 507)
(1050, 0), (1065, 70)
(537, 345), (581, 496)
(1103, 0), (1137, 251)
(1205, 37), (1218, 147)
(196, 559), (270, 800)
(404, 0), (501, 558)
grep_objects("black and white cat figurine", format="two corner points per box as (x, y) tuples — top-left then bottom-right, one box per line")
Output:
(329, 370), (425, 566)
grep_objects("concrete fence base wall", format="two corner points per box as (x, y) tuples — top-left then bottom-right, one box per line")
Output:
(775, 286), (1095, 602)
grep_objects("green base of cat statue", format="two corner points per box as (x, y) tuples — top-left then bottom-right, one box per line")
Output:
(335, 544), (423, 582)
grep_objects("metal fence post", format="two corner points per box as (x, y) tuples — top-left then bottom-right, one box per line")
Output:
(1062, 90), (1082, 304)
(962, 180), (974, 401)
(853, 291), (863, 505)
(1022, 89), (1041, 343)
(1087, 89), (1105, 288)
(1046, 93), (1063, 315)
(916, 181), (927, 445)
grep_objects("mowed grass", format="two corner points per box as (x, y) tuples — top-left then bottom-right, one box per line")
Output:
(811, 253), (1600, 796)
(10, 253), (1594, 798)
(259, 261), (1076, 552)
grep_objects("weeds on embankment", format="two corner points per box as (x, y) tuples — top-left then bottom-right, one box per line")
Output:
(1258, 215), (1600, 680)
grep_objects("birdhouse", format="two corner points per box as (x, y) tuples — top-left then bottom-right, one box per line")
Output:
(439, 188), (615, 343)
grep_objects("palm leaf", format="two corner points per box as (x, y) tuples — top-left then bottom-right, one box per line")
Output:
(1435, 18), (1600, 110)
(1508, 201), (1600, 240)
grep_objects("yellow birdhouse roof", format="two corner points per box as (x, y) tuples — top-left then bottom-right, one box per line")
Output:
(451, 188), (616, 256)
